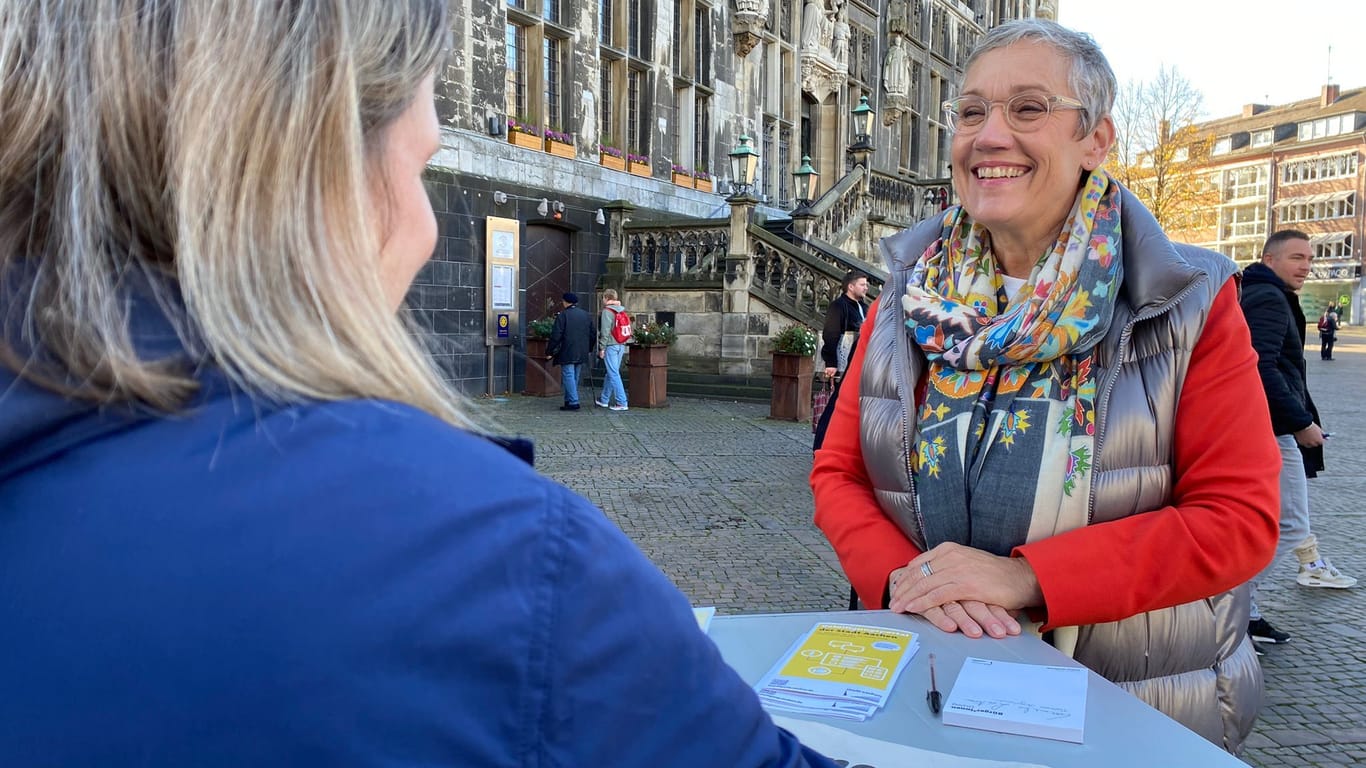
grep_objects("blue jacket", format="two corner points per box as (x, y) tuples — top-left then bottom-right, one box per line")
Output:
(0, 364), (833, 767)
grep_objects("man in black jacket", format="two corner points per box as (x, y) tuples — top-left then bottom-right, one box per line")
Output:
(1240, 230), (1357, 647)
(814, 272), (869, 452)
(820, 271), (869, 380)
(547, 292), (595, 411)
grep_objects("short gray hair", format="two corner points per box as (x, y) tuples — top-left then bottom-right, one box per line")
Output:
(964, 19), (1116, 137)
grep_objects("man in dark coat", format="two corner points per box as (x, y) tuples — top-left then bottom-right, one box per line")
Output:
(547, 292), (595, 411)
(1239, 230), (1357, 648)
(814, 271), (869, 452)
(820, 271), (869, 380)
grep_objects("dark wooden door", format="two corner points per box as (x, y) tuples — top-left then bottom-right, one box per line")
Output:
(523, 225), (571, 323)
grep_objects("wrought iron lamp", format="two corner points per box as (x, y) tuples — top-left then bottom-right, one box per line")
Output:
(848, 94), (876, 167)
(791, 155), (819, 214)
(727, 134), (761, 202)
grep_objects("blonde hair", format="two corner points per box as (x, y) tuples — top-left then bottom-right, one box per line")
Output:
(0, 0), (473, 428)
(602, 288), (618, 301)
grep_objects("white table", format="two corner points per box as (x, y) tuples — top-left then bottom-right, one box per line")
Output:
(710, 610), (1248, 768)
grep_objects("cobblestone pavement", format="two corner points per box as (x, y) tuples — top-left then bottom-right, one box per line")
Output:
(473, 330), (1366, 767)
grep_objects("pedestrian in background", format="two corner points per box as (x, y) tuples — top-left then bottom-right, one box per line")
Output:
(548, 292), (595, 411)
(596, 288), (631, 411)
(813, 271), (870, 450)
(1240, 231), (1357, 650)
(1317, 304), (1338, 361)
(820, 270), (870, 381)
(0, 3), (836, 766)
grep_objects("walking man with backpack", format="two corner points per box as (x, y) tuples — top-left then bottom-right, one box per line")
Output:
(597, 288), (631, 411)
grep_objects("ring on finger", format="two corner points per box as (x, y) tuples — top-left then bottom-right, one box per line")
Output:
(920, 561), (934, 578)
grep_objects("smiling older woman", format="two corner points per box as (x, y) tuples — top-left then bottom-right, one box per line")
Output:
(811, 19), (1279, 753)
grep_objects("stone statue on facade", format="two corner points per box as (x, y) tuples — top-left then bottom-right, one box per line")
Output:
(882, 35), (909, 99)
(830, 1), (849, 66)
(880, 34), (912, 124)
(800, 0), (829, 53)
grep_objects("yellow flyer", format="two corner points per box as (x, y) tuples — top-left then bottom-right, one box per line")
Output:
(757, 622), (919, 718)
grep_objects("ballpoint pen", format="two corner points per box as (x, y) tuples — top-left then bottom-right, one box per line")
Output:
(927, 653), (941, 715)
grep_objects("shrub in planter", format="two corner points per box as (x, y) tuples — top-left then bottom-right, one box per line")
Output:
(770, 324), (817, 421)
(627, 321), (676, 408)
(523, 317), (560, 397)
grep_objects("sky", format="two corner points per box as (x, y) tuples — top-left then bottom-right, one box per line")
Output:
(1058, 1), (1366, 120)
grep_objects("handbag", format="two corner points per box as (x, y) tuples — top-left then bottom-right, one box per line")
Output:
(812, 376), (833, 433)
(835, 331), (858, 373)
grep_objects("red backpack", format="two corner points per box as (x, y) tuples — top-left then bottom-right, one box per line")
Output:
(610, 308), (633, 343)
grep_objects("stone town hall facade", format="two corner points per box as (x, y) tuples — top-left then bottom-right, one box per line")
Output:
(411, 0), (1054, 394)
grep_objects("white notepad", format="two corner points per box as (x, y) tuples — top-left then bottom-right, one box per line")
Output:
(942, 657), (1088, 744)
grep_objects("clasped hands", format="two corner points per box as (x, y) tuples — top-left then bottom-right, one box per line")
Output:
(887, 542), (1043, 640)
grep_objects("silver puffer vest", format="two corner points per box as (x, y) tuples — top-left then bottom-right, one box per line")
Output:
(859, 187), (1261, 753)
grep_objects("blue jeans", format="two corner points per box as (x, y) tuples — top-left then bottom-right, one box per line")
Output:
(1249, 434), (1314, 618)
(560, 363), (581, 406)
(602, 346), (627, 406)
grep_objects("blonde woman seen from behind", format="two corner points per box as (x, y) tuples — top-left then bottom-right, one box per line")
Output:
(0, 3), (835, 766)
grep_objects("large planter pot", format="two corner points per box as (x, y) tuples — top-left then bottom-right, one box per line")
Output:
(628, 344), (669, 408)
(523, 338), (561, 397)
(628, 160), (651, 177)
(694, 177), (714, 193)
(671, 171), (693, 187)
(544, 138), (576, 159)
(508, 130), (542, 150)
(600, 153), (626, 171)
(770, 352), (814, 422)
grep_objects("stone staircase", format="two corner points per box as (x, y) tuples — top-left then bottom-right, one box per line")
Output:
(595, 167), (935, 403)
(665, 370), (775, 402)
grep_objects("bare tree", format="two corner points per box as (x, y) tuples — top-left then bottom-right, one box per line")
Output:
(1109, 65), (1217, 232)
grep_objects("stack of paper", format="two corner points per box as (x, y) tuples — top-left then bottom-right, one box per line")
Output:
(754, 622), (919, 721)
(942, 657), (1088, 744)
(692, 606), (716, 634)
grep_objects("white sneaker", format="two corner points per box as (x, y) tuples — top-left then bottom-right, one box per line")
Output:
(609, 404), (629, 411)
(1297, 560), (1358, 589)
(594, 399), (609, 408)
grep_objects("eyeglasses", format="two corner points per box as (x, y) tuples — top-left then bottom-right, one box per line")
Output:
(941, 93), (1086, 134)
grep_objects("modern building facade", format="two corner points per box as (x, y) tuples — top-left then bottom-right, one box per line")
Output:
(415, 0), (1053, 393)
(1162, 84), (1366, 320)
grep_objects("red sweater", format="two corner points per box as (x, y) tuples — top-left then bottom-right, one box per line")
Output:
(811, 284), (1280, 630)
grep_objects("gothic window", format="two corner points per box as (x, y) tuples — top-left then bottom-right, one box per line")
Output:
(505, 23), (529, 120)
(600, 0), (655, 158)
(506, 3), (570, 137)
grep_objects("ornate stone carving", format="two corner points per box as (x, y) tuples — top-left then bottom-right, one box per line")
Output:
(732, 0), (770, 58)
(887, 0), (908, 36)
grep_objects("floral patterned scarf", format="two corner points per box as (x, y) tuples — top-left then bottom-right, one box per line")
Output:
(902, 169), (1123, 556)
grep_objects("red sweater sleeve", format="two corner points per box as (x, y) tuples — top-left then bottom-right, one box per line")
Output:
(811, 299), (922, 608)
(1014, 283), (1281, 629)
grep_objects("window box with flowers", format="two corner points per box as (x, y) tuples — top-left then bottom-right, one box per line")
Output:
(507, 118), (542, 150)
(627, 153), (652, 177)
(522, 317), (561, 398)
(627, 320), (676, 408)
(599, 143), (626, 172)
(769, 324), (817, 422)
(543, 128), (575, 159)
(693, 169), (714, 193)
(670, 164), (694, 188)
